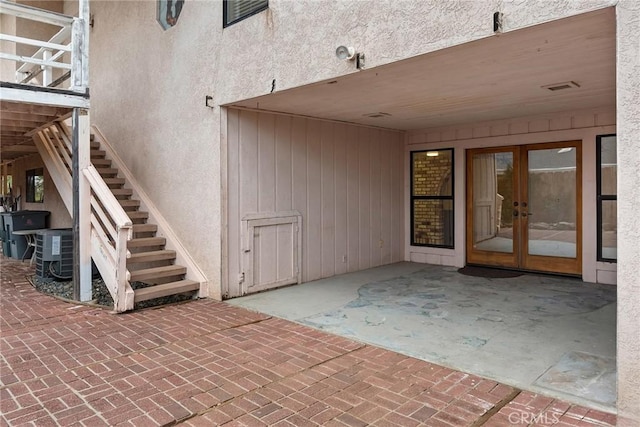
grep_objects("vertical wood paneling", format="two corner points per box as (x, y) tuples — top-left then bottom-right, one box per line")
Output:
(358, 127), (371, 270)
(239, 110), (258, 216)
(258, 113), (276, 212)
(346, 126), (360, 273)
(306, 120), (322, 281)
(369, 130), (381, 267)
(380, 131), (392, 264)
(291, 117), (308, 280)
(334, 123), (348, 275)
(275, 115), (292, 211)
(227, 109), (240, 296)
(228, 109), (405, 296)
(392, 132), (403, 260)
(321, 122), (335, 278)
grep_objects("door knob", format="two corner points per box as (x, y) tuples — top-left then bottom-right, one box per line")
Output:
(513, 209), (519, 217)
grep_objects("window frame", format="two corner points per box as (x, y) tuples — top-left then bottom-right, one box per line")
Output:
(410, 148), (455, 249)
(596, 134), (617, 263)
(223, 0), (268, 28)
(25, 167), (44, 203)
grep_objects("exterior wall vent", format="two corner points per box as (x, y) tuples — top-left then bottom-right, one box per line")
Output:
(542, 81), (581, 91)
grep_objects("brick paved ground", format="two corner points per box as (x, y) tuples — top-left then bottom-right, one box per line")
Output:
(0, 257), (616, 426)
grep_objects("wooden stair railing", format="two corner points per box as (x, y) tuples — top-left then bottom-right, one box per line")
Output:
(33, 121), (205, 311)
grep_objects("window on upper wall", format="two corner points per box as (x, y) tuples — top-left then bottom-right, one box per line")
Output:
(597, 134), (617, 262)
(411, 149), (454, 248)
(223, 0), (268, 27)
(26, 168), (44, 203)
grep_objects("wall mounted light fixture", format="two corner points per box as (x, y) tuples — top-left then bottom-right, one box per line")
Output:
(336, 45), (365, 70)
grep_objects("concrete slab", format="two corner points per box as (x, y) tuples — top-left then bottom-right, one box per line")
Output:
(229, 262), (617, 412)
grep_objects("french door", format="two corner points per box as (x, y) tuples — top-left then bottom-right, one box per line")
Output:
(466, 142), (582, 275)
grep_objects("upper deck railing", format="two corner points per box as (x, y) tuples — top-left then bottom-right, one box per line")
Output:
(0, 0), (88, 93)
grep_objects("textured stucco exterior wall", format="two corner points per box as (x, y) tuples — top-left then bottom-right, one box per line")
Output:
(85, 0), (618, 300)
(616, 1), (640, 424)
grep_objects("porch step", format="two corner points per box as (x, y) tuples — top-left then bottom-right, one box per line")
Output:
(127, 237), (166, 248)
(128, 249), (175, 264)
(133, 280), (199, 303)
(111, 188), (133, 199)
(103, 177), (125, 188)
(132, 223), (157, 235)
(129, 265), (186, 282)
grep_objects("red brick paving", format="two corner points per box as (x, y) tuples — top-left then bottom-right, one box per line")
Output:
(0, 257), (616, 426)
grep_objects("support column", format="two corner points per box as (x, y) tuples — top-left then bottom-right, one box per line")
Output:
(72, 108), (92, 302)
(616, 1), (640, 425)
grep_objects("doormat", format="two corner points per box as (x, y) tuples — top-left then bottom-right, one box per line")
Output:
(457, 266), (523, 278)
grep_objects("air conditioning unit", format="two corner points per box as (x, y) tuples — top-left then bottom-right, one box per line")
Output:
(35, 229), (73, 280)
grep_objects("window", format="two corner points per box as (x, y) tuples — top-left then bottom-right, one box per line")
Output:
(411, 149), (454, 248)
(597, 135), (616, 262)
(26, 168), (44, 203)
(223, 0), (268, 27)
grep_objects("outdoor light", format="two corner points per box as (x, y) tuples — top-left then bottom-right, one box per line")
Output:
(335, 45), (356, 60)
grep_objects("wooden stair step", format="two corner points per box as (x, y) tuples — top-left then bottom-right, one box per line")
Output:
(128, 249), (175, 264)
(127, 236), (166, 248)
(90, 149), (106, 158)
(128, 211), (149, 221)
(103, 177), (125, 187)
(90, 140), (99, 149)
(111, 188), (133, 198)
(92, 158), (112, 166)
(132, 223), (157, 234)
(133, 280), (199, 303)
(119, 199), (140, 208)
(96, 168), (118, 177)
(129, 265), (186, 282)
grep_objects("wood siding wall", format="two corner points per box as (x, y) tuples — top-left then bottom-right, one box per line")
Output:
(226, 109), (405, 297)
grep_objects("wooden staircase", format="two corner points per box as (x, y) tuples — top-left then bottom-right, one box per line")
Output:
(89, 139), (200, 304)
(33, 122), (205, 311)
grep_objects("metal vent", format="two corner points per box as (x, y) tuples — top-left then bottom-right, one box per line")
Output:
(542, 81), (580, 91)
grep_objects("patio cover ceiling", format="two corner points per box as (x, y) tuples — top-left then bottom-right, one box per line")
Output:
(230, 8), (615, 131)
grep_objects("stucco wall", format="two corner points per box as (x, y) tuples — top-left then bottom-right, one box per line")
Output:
(615, 1), (640, 424)
(84, 0), (619, 300)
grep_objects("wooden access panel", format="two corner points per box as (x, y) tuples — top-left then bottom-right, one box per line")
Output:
(241, 211), (302, 295)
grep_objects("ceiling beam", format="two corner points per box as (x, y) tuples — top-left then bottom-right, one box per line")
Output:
(1, 145), (38, 153)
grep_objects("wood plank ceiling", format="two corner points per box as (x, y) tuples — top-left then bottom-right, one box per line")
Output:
(0, 101), (71, 162)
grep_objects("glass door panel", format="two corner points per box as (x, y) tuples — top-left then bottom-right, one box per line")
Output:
(472, 152), (514, 254)
(526, 147), (577, 258)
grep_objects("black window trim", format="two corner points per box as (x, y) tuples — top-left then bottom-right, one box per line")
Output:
(596, 133), (617, 263)
(25, 167), (44, 204)
(223, 0), (269, 28)
(410, 148), (455, 249)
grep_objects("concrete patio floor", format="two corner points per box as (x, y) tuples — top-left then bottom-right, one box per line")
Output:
(0, 257), (617, 426)
(229, 263), (617, 413)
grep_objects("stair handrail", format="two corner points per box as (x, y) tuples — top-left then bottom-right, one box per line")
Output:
(83, 164), (134, 311)
(0, 0), (85, 90)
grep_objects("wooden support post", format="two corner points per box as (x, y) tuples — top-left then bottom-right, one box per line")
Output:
(72, 108), (92, 301)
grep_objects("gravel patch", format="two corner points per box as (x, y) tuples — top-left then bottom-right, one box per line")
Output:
(30, 276), (196, 310)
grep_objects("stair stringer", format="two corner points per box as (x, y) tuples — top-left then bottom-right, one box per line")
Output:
(91, 125), (211, 298)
